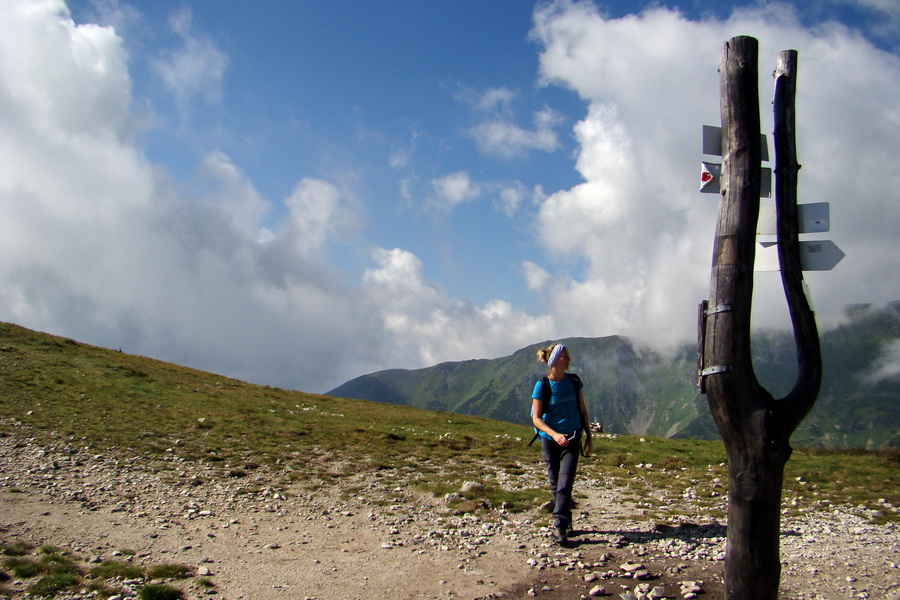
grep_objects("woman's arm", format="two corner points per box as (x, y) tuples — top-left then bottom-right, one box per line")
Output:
(576, 389), (593, 453)
(532, 398), (569, 446)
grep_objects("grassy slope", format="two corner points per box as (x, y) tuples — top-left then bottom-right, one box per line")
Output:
(1, 322), (897, 522)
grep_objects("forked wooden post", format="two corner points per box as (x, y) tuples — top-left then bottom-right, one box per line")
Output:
(699, 37), (822, 599)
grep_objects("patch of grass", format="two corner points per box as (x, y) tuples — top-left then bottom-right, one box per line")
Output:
(783, 447), (900, 519)
(146, 563), (192, 579)
(3, 556), (43, 578)
(1, 546), (84, 597)
(0, 538), (208, 600)
(28, 571), (81, 597)
(1, 541), (34, 556)
(88, 560), (146, 580)
(138, 583), (184, 600)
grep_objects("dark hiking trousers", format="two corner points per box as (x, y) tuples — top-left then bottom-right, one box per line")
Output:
(541, 436), (581, 530)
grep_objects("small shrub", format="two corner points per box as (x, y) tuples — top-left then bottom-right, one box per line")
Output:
(28, 571), (80, 597)
(37, 544), (63, 555)
(146, 563), (192, 579)
(138, 583), (184, 600)
(3, 556), (42, 578)
(89, 560), (145, 581)
(1, 541), (34, 556)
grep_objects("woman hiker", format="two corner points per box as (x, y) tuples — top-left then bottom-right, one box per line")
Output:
(531, 343), (593, 545)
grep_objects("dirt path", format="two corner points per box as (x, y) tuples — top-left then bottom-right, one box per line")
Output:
(1, 431), (898, 600)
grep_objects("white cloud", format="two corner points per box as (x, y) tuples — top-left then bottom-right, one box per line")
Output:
(528, 0), (900, 345)
(476, 87), (517, 113)
(151, 6), (228, 112)
(495, 184), (527, 217)
(362, 248), (552, 367)
(522, 261), (552, 292)
(429, 171), (481, 210)
(866, 338), (900, 383)
(428, 173), (536, 218)
(282, 178), (360, 256)
(834, 0), (900, 50)
(389, 148), (409, 169)
(463, 86), (564, 158)
(0, 0), (131, 139)
(0, 1), (377, 392)
(469, 107), (563, 158)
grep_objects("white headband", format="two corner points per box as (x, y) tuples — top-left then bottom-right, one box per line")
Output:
(548, 344), (566, 367)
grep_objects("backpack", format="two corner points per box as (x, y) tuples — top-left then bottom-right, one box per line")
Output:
(528, 373), (581, 446)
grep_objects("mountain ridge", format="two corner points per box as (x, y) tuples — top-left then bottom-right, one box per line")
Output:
(329, 301), (900, 449)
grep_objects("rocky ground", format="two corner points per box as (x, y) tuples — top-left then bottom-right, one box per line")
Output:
(1, 428), (898, 600)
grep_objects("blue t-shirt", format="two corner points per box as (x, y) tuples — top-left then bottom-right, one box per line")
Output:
(532, 374), (583, 441)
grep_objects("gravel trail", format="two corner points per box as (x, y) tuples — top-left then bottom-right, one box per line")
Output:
(1, 430), (898, 600)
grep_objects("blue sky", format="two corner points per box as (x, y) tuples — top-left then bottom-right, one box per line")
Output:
(1, 0), (899, 392)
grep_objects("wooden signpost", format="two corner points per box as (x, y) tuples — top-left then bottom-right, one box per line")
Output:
(696, 37), (841, 600)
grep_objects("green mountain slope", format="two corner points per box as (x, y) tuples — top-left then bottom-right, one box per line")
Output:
(329, 302), (900, 449)
(330, 335), (702, 441)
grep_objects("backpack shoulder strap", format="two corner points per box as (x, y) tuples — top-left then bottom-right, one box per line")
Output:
(528, 377), (552, 446)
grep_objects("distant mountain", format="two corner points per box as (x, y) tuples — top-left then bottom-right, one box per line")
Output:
(329, 301), (900, 449)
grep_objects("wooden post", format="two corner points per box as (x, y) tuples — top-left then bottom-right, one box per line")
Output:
(699, 37), (821, 599)
(773, 49), (823, 422)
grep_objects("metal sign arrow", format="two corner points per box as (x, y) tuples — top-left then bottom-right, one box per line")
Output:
(755, 240), (846, 271)
(702, 125), (770, 161)
(757, 202), (830, 235)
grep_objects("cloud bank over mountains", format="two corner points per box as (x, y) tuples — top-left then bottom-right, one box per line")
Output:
(1, 0), (898, 392)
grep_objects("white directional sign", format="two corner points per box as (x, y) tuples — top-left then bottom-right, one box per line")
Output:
(700, 162), (772, 197)
(702, 125), (770, 161)
(757, 202), (830, 235)
(755, 240), (845, 272)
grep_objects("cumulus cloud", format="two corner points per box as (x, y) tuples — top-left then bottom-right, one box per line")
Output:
(0, 1), (376, 392)
(361, 248), (553, 367)
(527, 0), (900, 345)
(429, 171), (481, 211)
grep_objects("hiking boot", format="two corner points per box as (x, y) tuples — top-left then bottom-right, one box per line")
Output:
(554, 526), (568, 545)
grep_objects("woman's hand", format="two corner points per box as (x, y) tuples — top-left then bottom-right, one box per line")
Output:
(582, 437), (593, 456)
(552, 432), (569, 446)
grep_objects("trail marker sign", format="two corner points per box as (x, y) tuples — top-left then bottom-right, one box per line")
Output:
(755, 240), (845, 271)
(700, 125), (844, 272)
(701, 162), (771, 197)
(757, 202), (830, 235)
(702, 125), (770, 161)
